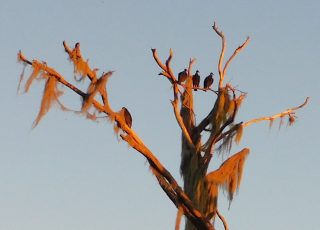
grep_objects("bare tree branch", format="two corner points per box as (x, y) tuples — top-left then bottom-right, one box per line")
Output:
(172, 98), (195, 147)
(175, 206), (184, 230)
(166, 48), (176, 81)
(212, 22), (226, 89)
(151, 48), (175, 83)
(216, 209), (229, 230)
(222, 37), (250, 77)
(212, 22), (250, 89)
(243, 97), (309, 128)
(152, 49), (195, 148)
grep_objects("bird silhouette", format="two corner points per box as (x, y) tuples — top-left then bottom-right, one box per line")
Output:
(122, 107), (132, 128)
(192, 70), (200, 91)
(178, 69), (188, 84)
(203, 73), (214, 91)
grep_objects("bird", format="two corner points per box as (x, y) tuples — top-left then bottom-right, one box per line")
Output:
(178, 69), (188, 84)
(74, 42), (81, 59)
(192, 70), (200, 91)
(122, 107), (132, 128)
(203, 73), (214, 91)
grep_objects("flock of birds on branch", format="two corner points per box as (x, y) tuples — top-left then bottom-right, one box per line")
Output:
(121, 70), (215, 129)
(177, 69), (214, 91)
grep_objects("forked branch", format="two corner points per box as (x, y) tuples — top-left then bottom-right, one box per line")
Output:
(212, 22), (250, 89)
(151, 48), (176, 83)
(152, 48), (195, 148)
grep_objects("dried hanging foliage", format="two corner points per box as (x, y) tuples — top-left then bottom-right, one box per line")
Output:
(227, 94), (245, 116)
(180, 73), (195, 129)
(81, 75), (108, 113)
(213, 87), (229, 130)
(25, 61), (42, 92)
(269, 118), (274, 129)
(215, 93), (246, 155)
(33, 76), (65, 128)
(198, 148), (250, 219)
(66, 43), (99, 82)
(235, 124), (244, 144)
(217, 124), (244, 155)
(17, 64), (27, 93)
(288, 114), (296, 126)
(73, 59), (91, 81)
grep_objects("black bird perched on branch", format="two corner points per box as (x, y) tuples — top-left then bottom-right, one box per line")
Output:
(122, 107), (132, 128)
(204, 73), (214, 91)
(192, 70), (200, 91)
(74, 42), (81, 59)
(178, 69), (188, 84)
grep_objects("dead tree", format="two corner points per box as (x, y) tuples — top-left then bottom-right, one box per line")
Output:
(18, 22), (308, 230)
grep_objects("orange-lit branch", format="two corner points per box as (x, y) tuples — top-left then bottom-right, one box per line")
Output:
(152, 49), (195, 148)
(120, 132), (213, 230)
(212, 22), (250, 89)
(151, 48), (176, 82)
(166, 48), (176, 81)
(216, 210), (229, 230)
(212, 22), (226, 89)
(187, 58), (196, 80)
(171, 98), (194, 148)
(243, 97), (309, 128)
(223, 37), (250, 77)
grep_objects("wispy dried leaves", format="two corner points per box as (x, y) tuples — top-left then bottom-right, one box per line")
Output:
(33, 76), (65, 128)
(196, 148), (250, 220)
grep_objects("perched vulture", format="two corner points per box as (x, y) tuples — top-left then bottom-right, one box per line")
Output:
(122, 107), (132, 128)
(178, 69), (188, 84)
(74, 42), (81, 59)
(192, 70), (200, 91)
(204, 73), (214, 91)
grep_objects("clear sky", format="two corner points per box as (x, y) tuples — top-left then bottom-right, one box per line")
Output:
(1, 0), (319, 229)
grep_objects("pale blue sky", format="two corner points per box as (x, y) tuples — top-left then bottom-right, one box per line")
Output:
(1, 0), (319, 229)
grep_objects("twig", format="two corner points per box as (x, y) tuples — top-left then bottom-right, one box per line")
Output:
(151, 48), (175, 83)
(216, 209), (229, 230)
